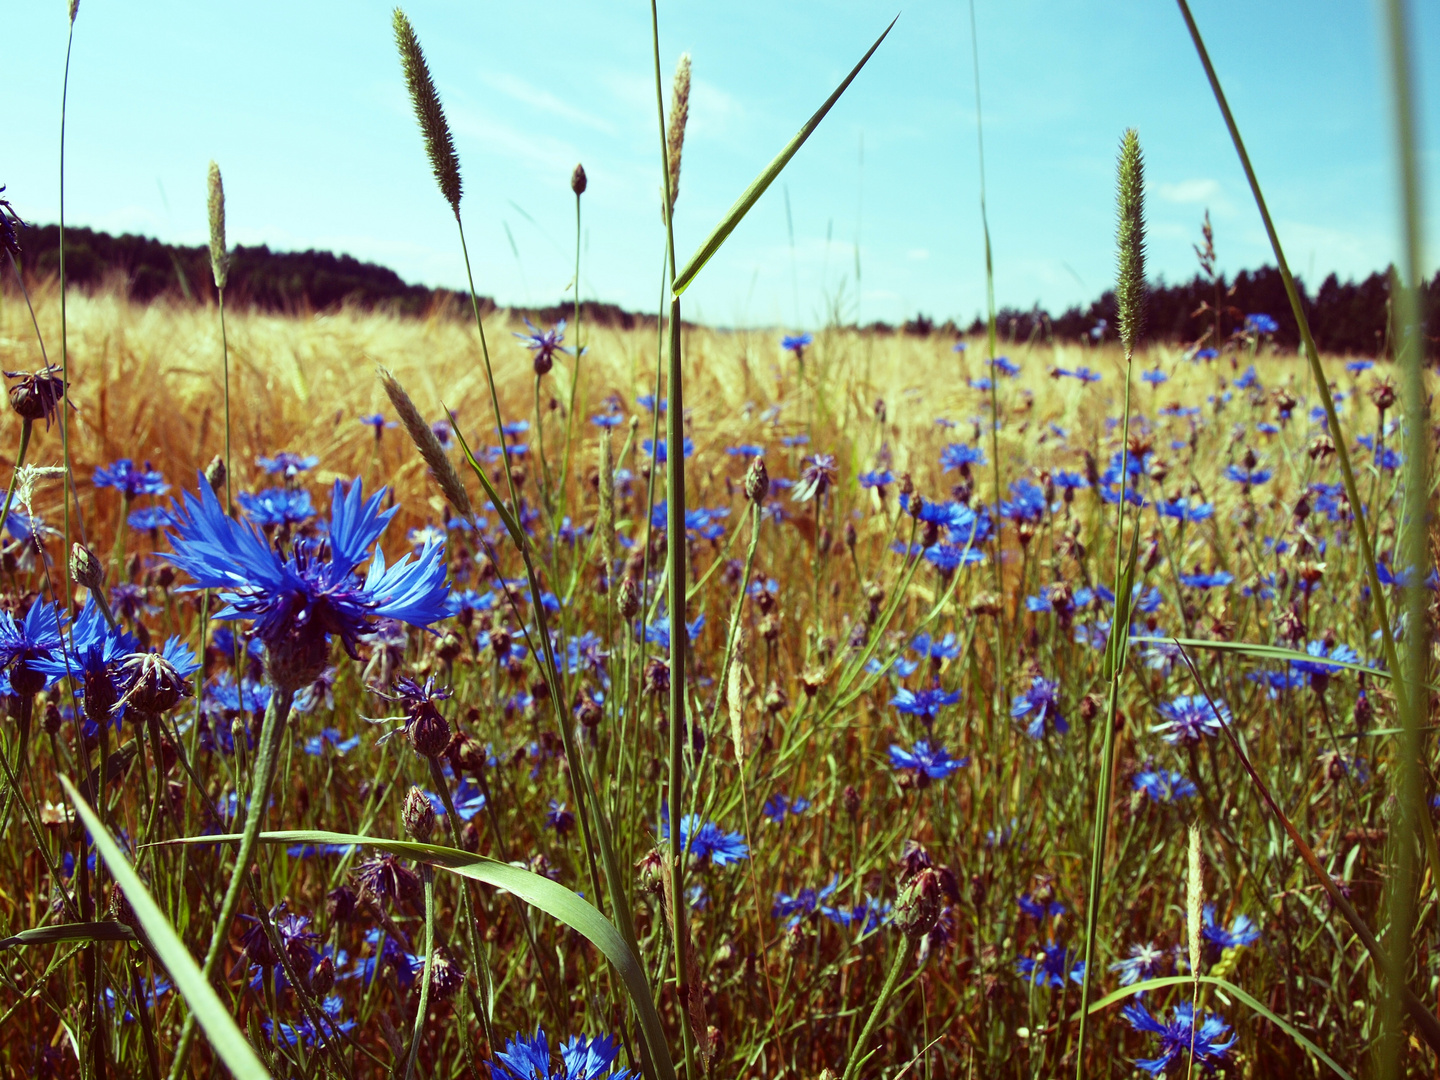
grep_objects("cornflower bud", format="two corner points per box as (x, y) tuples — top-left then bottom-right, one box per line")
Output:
(403, 785), (436, 842)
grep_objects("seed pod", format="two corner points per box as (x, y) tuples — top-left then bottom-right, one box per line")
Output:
(617, 577), (640, 619)
(744, 457), (769, 503)
(408, 701), (452, 758)
(571, 162), (588, 196)
(70, 543), (104, 593)
(894, 866), (944, 938)
(204, 454), (226, 493)
(403, 785), (436, 842)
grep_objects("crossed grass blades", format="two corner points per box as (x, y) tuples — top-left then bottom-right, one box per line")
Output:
(0, 2), (1433, 1078)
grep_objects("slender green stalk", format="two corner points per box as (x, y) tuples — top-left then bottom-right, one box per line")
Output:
(58, 7), (77, 628)
(405, 866), (437, 1080)
(841, 936), (913, 1080)
(1377, 0), (1429, 1073)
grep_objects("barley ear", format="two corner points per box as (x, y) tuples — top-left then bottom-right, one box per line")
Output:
(597, 433), (616, 573)
(392, 7), (463, 216)
(666, 53), (692, 209)
(207, 161), (229, 291)
(1115, 128), (1146, 358)
(727, 659), (746, 768)
(378, 367), (473, 520)
(1186, 822), (1204, 978)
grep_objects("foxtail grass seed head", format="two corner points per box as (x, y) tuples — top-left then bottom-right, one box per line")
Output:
(207, 161), (229, 290)
(728, 659), (746, 766)
(68, 0), (79, 23)
(598, 434), (615, 571)
(666, 53), (692, 210)
(379, 367), (474, 520)
(393, 8), (463, 216)
(1187, 822), (1203, 977)
(571, 162), (587, 196)
(1114, 128), (1146, 357)
(403, 785), (436, 842)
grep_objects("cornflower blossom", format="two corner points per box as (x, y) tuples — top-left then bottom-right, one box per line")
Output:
(1141, 368), (1168, 385)
(939, 443), (986, 473)
(781, 333), (813, 357)
(761, 792), (810, 823)
(642, 615), (705, 651)
(358, 413), (395, 434)
(1123, 1002), (1235, 1075)
(1011, 677), (1066, 739)
(1291, 640), (1361, 691)
(857, 469), (893, 492)
(0, 599), (67, 695)
(661, 813), (748, 866)
(1111, 941), (1169, 985)
(989, 356), (1020, 377)
(165, 476), (449, 691)
(1235, 366), (1260, 390)
(1202, 906), (1260, 951)
(257, 452), (319, 477)
(1346, 359), (1374, 374)
(772, 877), (837, 926)
(641, 437), (694, 463)
(93, 460), (169, 498)
(302, 727), (361, 756)
(264, 996), (356, 1049)
(888, 740), (968, 780)
(1157, 498), (1213, 522)
(1245, 313), (1279, 335)
(1132, 768), (1197, 803)
(128, 506), (174, 532)
(515, 319), (568, 375)
(911, 632), (961, 662)
(792, 454), (837, 503)
(637, 394), (666, 413)
(1223, 462), (1272, 486)
(891, 684), (961, 722)
(1001, 478), (1046, 523)
(821, 895), (891, 934)
(545, 800), (575, 837)
(1152, 694), (1230, 744)
(237, 488), (316, 528)
(591, 412), (624, 429)
(1178, 570), (1233, 590)
(726, 444), (766, 458)
(1018, 894), (1065, 920)
(490, 1029), (636, 1080)
(1015, 941), (1084, 988)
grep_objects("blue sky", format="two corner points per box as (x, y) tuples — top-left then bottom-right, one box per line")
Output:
(5, 0), (1437, 328)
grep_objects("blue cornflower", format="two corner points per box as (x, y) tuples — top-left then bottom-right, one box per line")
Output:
(237, 487), (316, 527)
(781, 333), (813, 355)
(264, 995), (356, 1049)
(858, 469), (893, 491)
(939, 443), (987, 472)
(1346, 359), (1374, 374)
(1291, 640), (1360, 689)
(1223, 462), (1271, 486)
(1073, 366), (1102, 383)
(165, 476), (449, 690)
(1011, 677), (1066, 739)
(1018, 894), (1065, 920)
(128, 506), (175, 532)
(642, 437), (694, 463)
(762, 792), (811, 823)
(1245, 313), (1279, 335)
(1015, 941), (1084, 988)
(637, 394), (666, 413)
(1133, 768), (1197, 803)
(642, 615), (705, 651)
(359, 413), (395, 434)
(591, 412), (624, 429)
(257, 452), (319, 477)
(1256, 421), (1280, 435)
(952, 341), (968, 353)
(1123, 1001), (1235, 1074)
(1235, 365), (1260, 390)
(515, 319), (568, 375)
(545, 800), (575, 837)
(1202, 905), (1260, 950)
(1179, 570), (1233, 589)
(821, 895), (891, 934)
(661, 813), (748, 866)
(1001, 478), (1046, 523)
(302, 727), (361, 756)
(989, 356), (1020, 377)
(970, 376), (993, 391)
(1110, 941), (1169, 986)
(892, 684), (961, 721)
(1157, 498), (1213, 522)
(911, 631), (961, 661)
(773, 877), (838, 926)
(726, 444), (766, 458)
(1053, 471), (1089, 493)
(32, 597), (140, 724)
(1192, 347), (1218, 361)
(1141, 368), (1168, 385)
(1153, 694), (1230, 744)
(0, 599), (67, 695)
(780, 433), (810, 448)
(888, 740), (968, 780)
(94, 460), (168, 498)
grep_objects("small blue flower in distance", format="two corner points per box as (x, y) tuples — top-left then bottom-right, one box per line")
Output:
(359, 413), (395, 432)
(1153, 694), (1230, 744)
(952, 341), (968, 352)
(888, 740), (968, 780)
(858, 469), (893, 490)
(1001, 478), (1046, 523)
(773, 876), (839, 926)
(821, 895), (891, 934)
(1202, 905), (1260, 950)
(94, 459), (169, 498)
(891, 684), (961, 721)
(661, 812), (748, 866)
(1015, 941), (1084, 988)
(545, 800), (575, 837)
(1011, 676), (1066, 739)
(1223, 462), (1271, 486)
(940, 443), (987, 472)
(762, 792), (811, 823)
(591, 412), (624, 429)
(515, 319), (569, 374)
(1256, 421), (1280, 435)
(237, 487), (316, 527)
(302, 727), (361, 756)
(1053, 471), (1089, 492)
(911, 631), (961, 661)
(1017, 894), (1065, 920)
(726, 444), (766, 458)
(1346, 359), (1374, 374)
(780, 433), (810, 448)
(128, 506), (175, 532)
(1191, 347), (1218, 361)
(1235, 365), (1260, 390)
(1073, 366), (1102, 383)
(637, 394), (667, 413)
(1141, 368), (1168, 385)
(257, 452), (319, 477)
(1133, 768), (1197, 803)
(1157, 498), (1213, 522)
(642, 437), (694, 463)
(1111, 941), (1168, 986)
(1179, 570), (1233, 589)
(970, 376), (993, 391)
(781, 332), (813, 354)
(1245, 313), (1279, 335)
(989, 355), (1020, 377)
(165, 476), (449, 687)
(1122, 1001), (1235, 1075)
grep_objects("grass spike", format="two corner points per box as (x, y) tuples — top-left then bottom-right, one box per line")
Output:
(393, 7), (462, 216)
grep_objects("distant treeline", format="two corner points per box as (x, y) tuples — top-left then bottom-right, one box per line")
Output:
(7, 222), (1436, 354)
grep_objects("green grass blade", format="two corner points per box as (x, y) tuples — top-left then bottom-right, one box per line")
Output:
(671, 15), (897, 295)
(58, 775), (271, 1080)
(1075, 975), (1353, 1080)
(0, 922), (136, 950)
(1130, 636), (1407, 685)
(162, 829), (677, 1080)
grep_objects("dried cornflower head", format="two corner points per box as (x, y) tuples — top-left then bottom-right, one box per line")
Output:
(1307, 434), (1336, 462)
(6, 366), (67, 427)
(744, 456), (769, 503)
(429, 947), (465, 1002)
(1369, 379), (1396, 414)
(403, 785), (436, 842)
(393, 7), (462, 215)
(326, 884), (358, 923)
(642, 657), (670, 697)
(352, 853), (422, 908)
(571, 162), (587, 196)
(308, 954), (336, 997)
(207, 161), (229, 290)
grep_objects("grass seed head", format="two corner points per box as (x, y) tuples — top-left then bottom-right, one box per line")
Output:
(379, 366), (474, 521)
(393, 7), (463, 216)
(207, 161), (229, 290)
(666, 53), (692, 210)
(1115, 128), (1147, 357)
(1187, 822), (1203, 977)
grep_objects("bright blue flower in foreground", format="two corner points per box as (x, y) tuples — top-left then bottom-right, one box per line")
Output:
(661, 813), (748, 866)
(1111, 941), (1168, 986)
(166, 477), (449, 681)
(888, 740), (968, 780)
(1133, 768), (1196, 803)
(257, 452), (319, 477)
(940, 443), (986, 472)
(1202, 905), (1260, 950)
(1011, 677), (1066, 739)
(1245, 313), (1279, 335)
(237, 487), (316, 527)
(892, 684), (961, 721)
(762, 792), (811, 823)
(1016, 941), (1084, 988)
(94, 460), (169, 498)
(1153, 694), (1230, 744)
(1123, 1001), (1235, 1074)
(781, 333), (813, 354)
(0, 599), (67, 693)
(32, 598), (140, 717)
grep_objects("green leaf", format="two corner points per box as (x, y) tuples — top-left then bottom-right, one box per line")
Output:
(1130, 636), (1408, 685)
(0, 921), (137, 950)
(671, 15), (898, 295)
(1076, 975), (1353, 1080)
(162, 829), (677, 1080)
(59, 775), (272, 1080)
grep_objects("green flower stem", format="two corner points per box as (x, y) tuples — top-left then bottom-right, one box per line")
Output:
(166, 686), (294, 1080)
(405, 865), (436, 1080)
(842, 935), (913, 1080)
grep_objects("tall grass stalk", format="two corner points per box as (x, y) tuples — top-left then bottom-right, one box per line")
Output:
(1377, 0), (1430, 1072)
(207, 161), (234, 513)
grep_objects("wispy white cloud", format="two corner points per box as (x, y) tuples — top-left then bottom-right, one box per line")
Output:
(475, 71), (618, 135)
